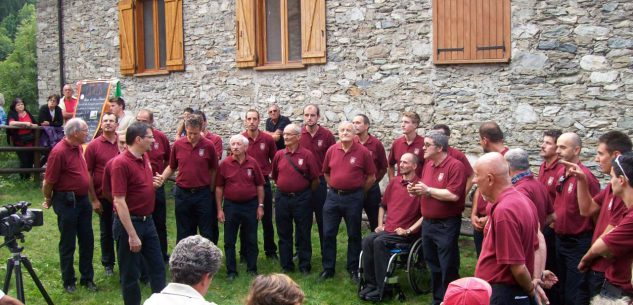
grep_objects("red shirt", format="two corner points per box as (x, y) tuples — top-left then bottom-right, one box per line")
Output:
(169, 137), (218, 188)
(475, 147), (509, 216)
(419, 155), (466, 219)
(382, 176), (422, 233)
(388, 135), (425, 177)
(216, 155), (264, 202)
(603, 207), (633, 294)
(447, 147), (473, 179)
(553, 162), (600, 235)
(44, 138), (90, 196)
(356, 134), (388, 183)
(590, 184), (627, 272)
(102, 158), (115, 200)
(61, 97), (78, 114)
(85, 135), (119, 198)
(538, 159), (564, 204)
(243, 131), (277, 176)
(475, 187), (539, 285)
(110, 150), (155, 216)
(271, 147), (320, 193)
(204, 131), (223, 160)
(148, 128), (170, 174)
(323, 142), (376, 190)
(514, 174), (554, 229)
(299, 125), (336, 175)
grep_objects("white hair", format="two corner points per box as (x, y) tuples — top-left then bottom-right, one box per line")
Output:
(230, 134), (249, 146)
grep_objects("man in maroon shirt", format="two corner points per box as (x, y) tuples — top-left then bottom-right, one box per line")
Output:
(42, 118), (96, 293)
(271, 123), (320, 273)
(85, 112), (119, 276)
(193, 110), (223, 160)
(359, 153), (422, 301)
(215, 134), (265, 280)
(353, 114), (388, 231)
(320, 121), (376, 282)
(101, 131), (128, 202)
(409, 131), (466, 305)
(387, 111), (425, 180)
(110, 122), (166, 305)
(300, 104), (336, 248)
(432, 124), (474, 195)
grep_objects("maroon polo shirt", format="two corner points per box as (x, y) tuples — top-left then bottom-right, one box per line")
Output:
(538, 159), (564, 203)
(514, 174), (554, 228)
(603, 207), (633, 294)
(271, 147), (320, 193)
(447, 146), (474, 179)
(85, 135), (119, 198)
(355, 134), (388, 183)
(388, 135), (425, 177)
(216, 155), (264, 202)
(110, 150), (155, 216)
(419, 155), (466, 219)
(102, 158), (115, 201)
(323, 142), (376, 190)
(44, 138), (90, 196)
(475, 147), (509, 216)
(148, 128), (170, 174)
(590, 184), (627, 272)
(475, 187), (539, 285)
(299, 125), (336, 175)
(553, 162), (600, 235)
(169, 136), (218, 188)
(243, 130), (277, 176)
(204, 131), (224, 160)
(382, 176), (422, 233)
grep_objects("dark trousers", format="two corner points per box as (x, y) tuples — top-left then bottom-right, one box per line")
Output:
(113, 217), (165, 305)
(153, 186), (168, 261)
(422, 217), (461, 305)
(174, 186), (218, 244)
(588, 270), (605, 299)
(543, 226), (561, 305)
(556, 232), (592, 305)
(363, 184), (381, 231)
(490, 284), (538, 305)
(224, 199), (258, 275)
(98, 198), (115, 268)
(241, 179), (276, 257)
(600, 281), (633, 300)
(361, 232), (416, 291)
(311, 176), (327, 251)
(322, 189), (364, 273)
(51, 192), (94, 286)
(275, 189), (312, 271)
(16, 150), (33, 179)
(473, 228), (484, 257)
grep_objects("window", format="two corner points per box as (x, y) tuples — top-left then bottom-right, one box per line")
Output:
(118, 0), (184, 75)
(432, 0), (511, 65)
(236, 0), (326, 69)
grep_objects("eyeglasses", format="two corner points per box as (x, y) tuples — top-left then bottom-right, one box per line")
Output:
(423, 143), (435, 148)
(615, 155), (630, 181)
(143, 135), (154, 139)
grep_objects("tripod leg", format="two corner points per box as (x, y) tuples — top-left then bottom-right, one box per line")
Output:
(21, 256), (55, 305)
(3, 258), (15, 294)
(14, 261), (24, 303)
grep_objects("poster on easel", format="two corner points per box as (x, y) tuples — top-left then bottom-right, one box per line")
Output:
(75, 79), (119, 143)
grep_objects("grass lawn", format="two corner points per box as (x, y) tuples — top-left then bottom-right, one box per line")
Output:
(0, 177), (478, 305)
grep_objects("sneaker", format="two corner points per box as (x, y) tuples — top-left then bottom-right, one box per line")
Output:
(81, 281), (98, 292)
(104, 266), (114, 276)
(364, 290), (381, 302)
(64, 283), (76, 293)
(358, 285), (376, 299)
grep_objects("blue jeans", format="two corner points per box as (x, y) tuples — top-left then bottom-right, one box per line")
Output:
(363, 184), (381, 231)
(556, 232), (592, 305)
(224, 199), (259, 275)
(174, 186), (218, 244)
(275, 189), (313, 271)
(422, 217), (461, 305)
(321, 189), (364, 273)
(98, 198), (115, 268)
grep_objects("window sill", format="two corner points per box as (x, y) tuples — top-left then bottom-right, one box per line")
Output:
(254, 63), (305, 71)
(133, 70), (170, 77)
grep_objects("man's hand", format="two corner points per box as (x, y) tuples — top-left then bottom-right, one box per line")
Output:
(394, 227), (407, 236)
(533, 280), (550, 305)
(91, 199), (103, 215)
(42, 198), (52, 209)
(540, 270), (558, 289)
(217, 210), (225, 223)
(129, 235), (142, 253)
(152, 174), (164, 188)
(471, 214), (484, 231)
(477, 216), (488, 229)
(409, 182), (430, 197)
(560, 160), (586, 182)
(375, 225), (384, 233)
(257, 206), (264, 220)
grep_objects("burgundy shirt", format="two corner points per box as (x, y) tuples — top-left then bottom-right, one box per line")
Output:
(148, 128), (170, 174)
(603, 207), (633, 294)
(44, 138), (90, 196)
(355, 134), (388, 183)
(419, 155), (466, 219)
(538, 159), (564, 203)
(169, 137), (218, 188)
(299, 125), (336, 175)
(590, 184), (627, 272)
(475, 147), (509, 216)
(323, 142), (376, 190)
(475, 187), (539, 285)
(216, 155), (264, 202)
(102, 158), (115, 200)
(242, 131), (277, 176)
(271, 147), (320, 193)
(382, 176), (422, 233)
(514, 174), (554, 229)
(110, 151), (155, 216)
(204, 131), (224, 160)
(553, 162), (600, 235)
(447, 146), (474, 179)
(85, 135), (119, 198)
(388, 135), (425, 177)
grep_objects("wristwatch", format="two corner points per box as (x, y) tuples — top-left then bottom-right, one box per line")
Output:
(258, 204), (264, 208)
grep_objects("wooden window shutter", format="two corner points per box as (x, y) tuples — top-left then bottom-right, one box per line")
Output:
(118, 0), (136, 75)
(433, 0), (511, 64)
(235, 0), (257, 68)
(301, 0), (326, 64)
(165, 0), (185, 71)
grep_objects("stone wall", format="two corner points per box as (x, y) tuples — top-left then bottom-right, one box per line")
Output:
(36, 0), (632, 175)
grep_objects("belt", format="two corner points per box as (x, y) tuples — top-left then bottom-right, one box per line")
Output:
(557, 231), (593, 239)
(178, 185), (209, 193)
(424, 216), (459, 224)
(279, 189), (308, 198)
(115, 214), (152, 222)
(330, 187), (361, 196)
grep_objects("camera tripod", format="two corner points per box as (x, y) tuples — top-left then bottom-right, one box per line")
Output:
(2, 234), (54, 305)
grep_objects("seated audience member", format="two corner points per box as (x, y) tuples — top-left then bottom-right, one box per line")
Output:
(0, 97), (6, 125)
(7, 97), (36, 179)
(175, 107), (194, 140)
(441, 277), (492, 305)
(38, 94), (63, 127)
(245, 274), (305, 305)
(144, 235), (223, 305)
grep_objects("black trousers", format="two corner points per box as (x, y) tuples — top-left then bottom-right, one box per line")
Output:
(16, 150), (33, 179)
(241, 179), (276, 257)
(361, 232), (416, 291)
(224, 199), (259, 275)
(311, 176), (327, 251)
(490, 284), (538, 305)
(556, 232), (592, 305)
(174, 186), (218, 244)
(98, 198), (115, 268)
(275, 189), (312, 271)
(322, 189), (364, 273)
(363, 184), (381, 232)
(153, 186), (168, 261)
(422, 217), (461, 305)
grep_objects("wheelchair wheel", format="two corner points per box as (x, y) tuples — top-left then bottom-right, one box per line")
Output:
(407, 238), (431, 294)
(357, 250), (367, 297)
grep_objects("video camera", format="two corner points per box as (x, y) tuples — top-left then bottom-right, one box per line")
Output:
(0, 201), (43, 238)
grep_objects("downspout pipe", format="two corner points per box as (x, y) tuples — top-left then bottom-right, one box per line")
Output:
(57, 0), (65, 93)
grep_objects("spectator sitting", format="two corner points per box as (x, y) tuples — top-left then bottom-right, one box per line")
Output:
(144, 235), (223, 305)
(7, 97), (36, 179)
(0, 96), (6, 126)
(442, 277), (492, 305)
(245, 274), (305, 305)
(39, 94), (64, 127)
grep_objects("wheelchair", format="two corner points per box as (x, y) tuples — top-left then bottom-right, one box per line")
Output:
(357, 237), (431, 302)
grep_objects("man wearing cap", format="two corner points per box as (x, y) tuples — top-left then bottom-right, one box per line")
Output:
(387, 111), (425, 179)
(264, 104), (291, 150)
(442, 277), (492, 305)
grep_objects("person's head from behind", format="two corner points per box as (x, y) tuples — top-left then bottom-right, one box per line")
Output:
(441, 277), (492, 305)
(245, 273), (305, 305)
(169, 235), (223, 296)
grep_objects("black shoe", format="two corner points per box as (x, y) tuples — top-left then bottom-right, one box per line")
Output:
(227, 273), (238, 281)
(364, 290), (381, 302)
(358, 285), (377, 299)
(349, 271), (360, 284)
(104, 266), (114, 276)
(266, 253), (279, 260)
(64, 283), (76, 293)
(319, 270), (334, 280)
(81, 281), (98, 292)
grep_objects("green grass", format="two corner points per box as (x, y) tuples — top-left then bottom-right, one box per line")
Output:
(0, 178), (478, 305)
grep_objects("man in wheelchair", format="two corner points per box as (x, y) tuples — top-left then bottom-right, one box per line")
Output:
(359, 153), (423, 301)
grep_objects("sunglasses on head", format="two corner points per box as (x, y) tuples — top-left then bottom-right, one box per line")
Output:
(556, 175), (571, 193)
(614, 155), (630, 181)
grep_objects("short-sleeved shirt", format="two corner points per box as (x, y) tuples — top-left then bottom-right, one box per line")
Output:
(356, 134), (388, 183)
(419, 155), (466, 219)
(538, 159), (564, 203)
(447, 146), (474, 179)
(475, 147), (509, 216)
(388, 135), (425, 177)
(85, 135), (119, 198)
(169, 137), (218, 188)
(148, 128), (170, 174)
(382, 175), (422, 233)
(475, 187), (539, 285)
(299, 125), (336, 175)
(590, 184), (627, 272)
(216, 155), (264, 202)
(44, 138), (90, 196)
(116, 112), (134, 132)
(553, 162), (600, 235)
(271, 147), (320, 193)
(242, 131), (277, 176)
(322, 142), (376, 190)
(110, 150), (155, 216)
(204, 131), (223, 160)
(102, 157), (115, 200)
(265, 115), (291, 149)
(514, 174), (554, 229)
(603, 207), (633, 294)
(59, 97), (78, 115)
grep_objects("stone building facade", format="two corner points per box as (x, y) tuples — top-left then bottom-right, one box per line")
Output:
(36, 0), (632, 170)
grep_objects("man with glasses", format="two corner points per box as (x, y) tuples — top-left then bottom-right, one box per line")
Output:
(265, 104), (291, 150)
